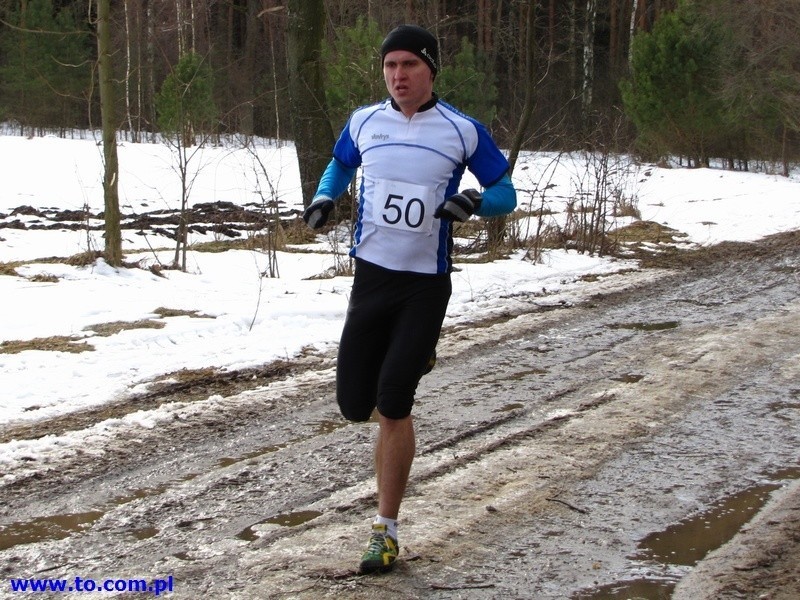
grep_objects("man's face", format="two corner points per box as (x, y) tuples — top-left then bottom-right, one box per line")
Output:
(383, 50), (434, 116)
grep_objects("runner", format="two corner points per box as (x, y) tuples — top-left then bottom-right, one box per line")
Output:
(303, 23), (516, 574)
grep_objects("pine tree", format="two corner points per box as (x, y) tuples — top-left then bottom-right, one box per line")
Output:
(620, 3), (732, 166)
(323, 16), (384, 130)
(156, 52), (217, 146)
(437, 37), (498, 128)
(0, 0), (92, 132)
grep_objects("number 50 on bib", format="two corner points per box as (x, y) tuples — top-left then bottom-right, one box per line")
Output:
(373, 179), (436, 234)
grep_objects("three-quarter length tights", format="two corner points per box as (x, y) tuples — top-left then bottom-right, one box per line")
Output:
(336, 258), (452, 421)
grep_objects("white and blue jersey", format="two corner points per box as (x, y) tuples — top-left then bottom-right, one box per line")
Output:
(315, 96), (514, 275)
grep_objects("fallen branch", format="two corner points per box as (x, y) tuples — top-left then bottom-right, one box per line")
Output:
(546, 496), (589, 514)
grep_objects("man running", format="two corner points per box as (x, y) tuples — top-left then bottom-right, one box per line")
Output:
(303, 24), (516, 574)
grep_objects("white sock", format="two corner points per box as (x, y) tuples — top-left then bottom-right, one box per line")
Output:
(374, 515), (398, 541)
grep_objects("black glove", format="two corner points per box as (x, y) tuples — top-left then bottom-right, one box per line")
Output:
(434, 189), (482, 222)
(302, 197), (334, 229)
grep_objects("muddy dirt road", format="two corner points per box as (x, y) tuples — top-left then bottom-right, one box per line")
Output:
(1, 231), (799, 599)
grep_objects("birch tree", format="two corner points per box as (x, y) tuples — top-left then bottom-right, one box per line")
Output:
(581, 0), (597, 124)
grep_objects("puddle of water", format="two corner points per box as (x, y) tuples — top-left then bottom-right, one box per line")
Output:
(2, 415), (347, 551)
(314, 419), (346, 435)
(611, 373), (644, 384)
(236, 509), (322, 541)
(264, 509), (322, 527)
(608, 321), (679, 332)
(0, 511), (104, 551)
(0, 483), (174, 551)
(764, 467), (800, 480)
(636, 482), (781, 566)
(236, 526), (259, 542)
(573, 578), (674, 599)
(576, 469), (800, 598)
(216, 443), (286, 468)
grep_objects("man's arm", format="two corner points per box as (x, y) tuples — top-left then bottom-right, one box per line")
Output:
(474, 173), (516, 218)
(303, 158), (357, 229)
(313, 158), (357, 202)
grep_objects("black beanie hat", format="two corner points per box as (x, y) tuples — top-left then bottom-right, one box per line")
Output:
(380, 24), (439, 76)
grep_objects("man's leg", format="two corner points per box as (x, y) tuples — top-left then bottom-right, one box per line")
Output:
(359, 413), (413, 574)
(375, 413), (415, 519)
(358, 268), (451, 573)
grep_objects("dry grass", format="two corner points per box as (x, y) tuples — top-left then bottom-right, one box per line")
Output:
(156, 367), (219, 384)
(153, 307), (215, 319)
(66, 250), (103, 267)
(282, 218), (319, 245)
(190, 238), (251, 253)
(84, 320), (166, 337)
(0, 262), (21, 276)
(612, 220), (687, 244)
(1, 336), (94, 354)
(28, 273), (60, 283)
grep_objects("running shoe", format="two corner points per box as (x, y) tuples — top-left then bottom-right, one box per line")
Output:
(359, 523), (398, 574)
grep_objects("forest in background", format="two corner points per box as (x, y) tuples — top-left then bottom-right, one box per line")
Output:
(0, 0), (798, 169)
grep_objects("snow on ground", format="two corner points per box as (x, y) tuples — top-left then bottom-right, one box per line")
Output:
(1, 132), (799, 476)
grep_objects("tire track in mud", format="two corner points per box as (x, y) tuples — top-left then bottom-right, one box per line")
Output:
(0, 263), (659, 501)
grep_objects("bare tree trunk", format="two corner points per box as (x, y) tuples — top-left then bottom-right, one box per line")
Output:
(477, 0), (486, 53)
(782, 124), (789, 177)
(266, 17), (282, 141)
(508, 0), (537, 172)
(97, 0), (122, 266)
(489, 0), (502, 68)
(240, 0), (259, 135)
(286, 0), (336, 207)
(609, 0), (619, 70)
(146, 0), (156, 137)
(189, 0), (197, 54)
(570, 0), (578, 98)
(176, 0), (185, 56)
(135, 2), (144, 139)
(638, 0), (647, 31)
(123, 0), (136, 142)
(629, 0), (639, 65)
(491, 0), (538, 257)
(581, 0), (597, 125)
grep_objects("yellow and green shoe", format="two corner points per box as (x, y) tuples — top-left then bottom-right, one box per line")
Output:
(359, 523), (399, 574)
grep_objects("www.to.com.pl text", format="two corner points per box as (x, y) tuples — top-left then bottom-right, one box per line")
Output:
(8, 576), (174, 595)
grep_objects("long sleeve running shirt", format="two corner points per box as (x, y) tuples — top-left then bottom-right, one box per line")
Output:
(313, 95), (516, 274)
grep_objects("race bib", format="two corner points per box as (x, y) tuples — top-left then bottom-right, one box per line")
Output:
(372, 179), (435, 234)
